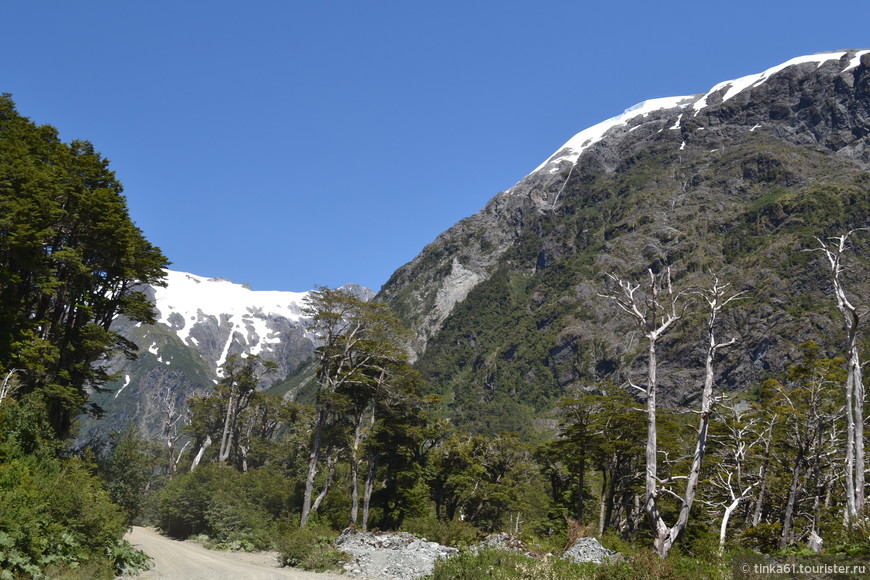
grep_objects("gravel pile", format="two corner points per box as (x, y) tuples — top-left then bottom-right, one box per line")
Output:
(335, 529), (459, 580)
(561, 537), (618, 564)
(473, 532), (538, 558)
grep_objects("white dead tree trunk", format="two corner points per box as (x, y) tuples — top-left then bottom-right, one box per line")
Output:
(600, 270), (741, 557)
(0, 369), (21, 405)
(190, 434), (212, 471)
(813, 231), (866, 521)
(159, 386), (189, 477)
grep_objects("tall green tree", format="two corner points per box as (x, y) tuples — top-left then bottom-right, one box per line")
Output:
(0, 94), (168, 436)
(299, 287), (420, 527)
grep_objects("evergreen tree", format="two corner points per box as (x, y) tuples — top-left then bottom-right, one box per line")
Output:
(0, 94), (168, 436)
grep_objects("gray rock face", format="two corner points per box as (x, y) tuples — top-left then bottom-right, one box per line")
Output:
(561, 537), (618, 564)
(335, 529), (458, 580)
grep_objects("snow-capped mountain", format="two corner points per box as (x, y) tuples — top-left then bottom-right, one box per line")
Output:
(377, 49), (870, 431)
(380, 49), (870, 357)
(527, 50), (870, 191)
(79, 270), (373, 440)
(148, 270), (313, 376)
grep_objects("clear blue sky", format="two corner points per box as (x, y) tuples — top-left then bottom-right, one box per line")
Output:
(2, 1), (868, 291)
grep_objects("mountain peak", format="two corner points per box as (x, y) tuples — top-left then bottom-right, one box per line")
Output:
(529, 49), (870, 180)
(151, 269), (311, 364)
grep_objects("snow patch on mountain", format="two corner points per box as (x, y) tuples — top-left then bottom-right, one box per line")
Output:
(151, 270), (312, 368)
(532, 96), (694, 173)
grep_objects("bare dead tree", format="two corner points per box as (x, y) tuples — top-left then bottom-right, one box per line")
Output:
(811, 230), (867, 522)
(704, 402), (767, 555)
(158, 384), (190, 477)
(600, 270), (741, 557)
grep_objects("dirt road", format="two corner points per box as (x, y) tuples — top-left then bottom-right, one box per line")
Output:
(125, 527), (347, 580)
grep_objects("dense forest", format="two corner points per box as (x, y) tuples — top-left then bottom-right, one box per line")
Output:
(4, 87), (870, 580)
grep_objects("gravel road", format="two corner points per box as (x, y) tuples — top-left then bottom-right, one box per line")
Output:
(125, 527), (347, 580)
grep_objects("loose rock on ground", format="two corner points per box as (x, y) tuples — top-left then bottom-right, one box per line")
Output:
(335, 529), (458, 580)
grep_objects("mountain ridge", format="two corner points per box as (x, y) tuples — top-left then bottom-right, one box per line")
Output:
(377, 49), (870, 434)
(380, 49), (870, 358)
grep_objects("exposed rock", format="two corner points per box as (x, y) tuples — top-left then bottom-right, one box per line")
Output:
(561, 537), (618, 564)
(335, 528), (458, 580)
(472, 532), (538, 558)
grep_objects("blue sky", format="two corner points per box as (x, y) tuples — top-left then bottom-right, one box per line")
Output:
(2, 1), (868, 292)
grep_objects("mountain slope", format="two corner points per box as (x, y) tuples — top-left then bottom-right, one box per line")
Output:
(378, 50), (870, 435)
(80, 271), (372, 439)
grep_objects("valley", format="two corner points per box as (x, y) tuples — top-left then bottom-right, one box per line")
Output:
(3, 49), (870, 578)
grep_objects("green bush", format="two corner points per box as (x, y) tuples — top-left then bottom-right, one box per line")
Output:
(403, 516), (482, 548)
(275, 523), (348, 572)
(425, 548), (591, 580)
(154, 464), (293, 549)
(425, 547), (730, 580)
(0, 397), (130, 578)
(107, 539), (153, 576)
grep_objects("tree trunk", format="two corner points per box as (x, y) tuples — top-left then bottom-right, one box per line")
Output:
(779, 457), (805, 550)
(301, 407), (328, 527)
(190, 434), (212, 472)
(349, 413), (365, 526)
(718, 497), (741, 557)
(850, 343), (865, 514)
(644, 338), (665, 553)
(598, 468), (609, 535)
(362, 454), (378, 531)
(576, 448), (585, 523)
(310, 454), (336, 517)
(219, 390), (237, 463)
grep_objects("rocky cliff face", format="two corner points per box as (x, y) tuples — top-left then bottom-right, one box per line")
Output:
(379, 50), (870, 434)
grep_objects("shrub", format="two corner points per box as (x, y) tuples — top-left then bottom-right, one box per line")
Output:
(275, 523), (348, 572)
(0, 398), (129, 578)
(154, 463), (283, 548)
(425, 548), (592, 580)
(403, 516), (481, 548)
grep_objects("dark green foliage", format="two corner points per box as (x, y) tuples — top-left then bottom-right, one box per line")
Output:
(425, 432), (544, 532)
(0, 395), (138, 578)
(154, 463), (291, 548)
(98, 427), (160, 525)
(537, 383), (646, 531)
(275, 522), (348, 571)
(407, 132), (870, 439)
(0, 94), (168, 436)
(423, 548), (729, 580)
(424, 549), (591, 580)
(402, 515), (482, 548)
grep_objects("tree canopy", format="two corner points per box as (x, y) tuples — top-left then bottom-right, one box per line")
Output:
(0, 94), (168, 436)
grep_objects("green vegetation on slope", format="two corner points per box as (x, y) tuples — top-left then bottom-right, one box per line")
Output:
(415, 136), (870, 435)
